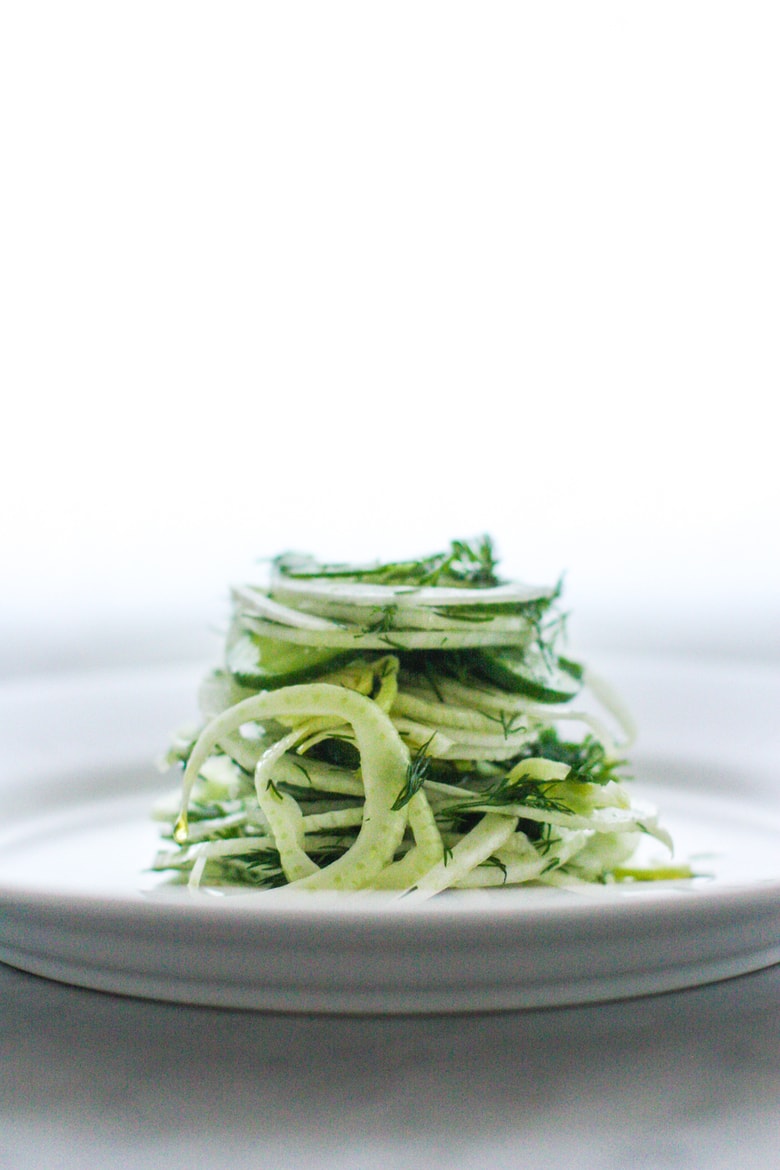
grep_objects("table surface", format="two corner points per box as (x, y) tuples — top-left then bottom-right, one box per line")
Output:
(2, 956), (779, 1170)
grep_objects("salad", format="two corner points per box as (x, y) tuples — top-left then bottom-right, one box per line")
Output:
(154, 537), (685, 898)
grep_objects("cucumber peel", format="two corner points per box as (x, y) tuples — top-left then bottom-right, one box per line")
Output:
(469, 647), (584, 702)
(226, 623), (355, 688)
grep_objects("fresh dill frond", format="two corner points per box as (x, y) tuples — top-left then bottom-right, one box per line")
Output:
(274, 536), (502, 589)
(441, 776), (574, 821)
(391, 737), (434, 810)
(513, 729), (628, 786)
(361, 605), (399, 635)
(532, 822), (558, 855)
(479, 709), (527, 739)
(480, 855), (509, 882)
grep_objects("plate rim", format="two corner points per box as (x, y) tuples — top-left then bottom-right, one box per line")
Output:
(1, 660), (779, 1012)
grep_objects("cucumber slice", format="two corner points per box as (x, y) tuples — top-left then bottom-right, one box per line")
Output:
(226, 624), (354, 689)
(469, 648), (583, 703)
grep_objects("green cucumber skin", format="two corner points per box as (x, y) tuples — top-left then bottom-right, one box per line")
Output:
(469, 649), (583, 703)
(228, 625), (582, 703)
(226, 628), (358, 689)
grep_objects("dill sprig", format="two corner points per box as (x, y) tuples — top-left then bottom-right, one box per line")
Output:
(441, 777), (575, 821)
(480, 855), (509, 882)
(361, 605), (399, 635)
(480, 709), (527, 739)
(391, 738), (434, 810)
(275, 536), (502, 589)
(513, 729), (628, 786)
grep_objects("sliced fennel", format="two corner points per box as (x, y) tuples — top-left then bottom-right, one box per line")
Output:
(154, 536), (686, 898)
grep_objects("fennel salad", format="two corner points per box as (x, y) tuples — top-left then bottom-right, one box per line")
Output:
(154, 537), (687, 899)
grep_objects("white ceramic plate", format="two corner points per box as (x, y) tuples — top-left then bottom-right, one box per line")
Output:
(1, 658), (779, 1013)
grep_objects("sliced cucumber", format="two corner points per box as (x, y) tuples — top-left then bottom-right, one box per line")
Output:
(469, 647), (583, 703)
(226, 623), (354, 689)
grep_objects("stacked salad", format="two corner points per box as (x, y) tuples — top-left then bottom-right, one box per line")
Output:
(154, 537), (682, 898)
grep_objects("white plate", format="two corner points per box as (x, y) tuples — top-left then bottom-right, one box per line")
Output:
(1, 658), (779, 1013)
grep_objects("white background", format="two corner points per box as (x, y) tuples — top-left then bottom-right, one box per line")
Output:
(1, 1), (778, 677)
